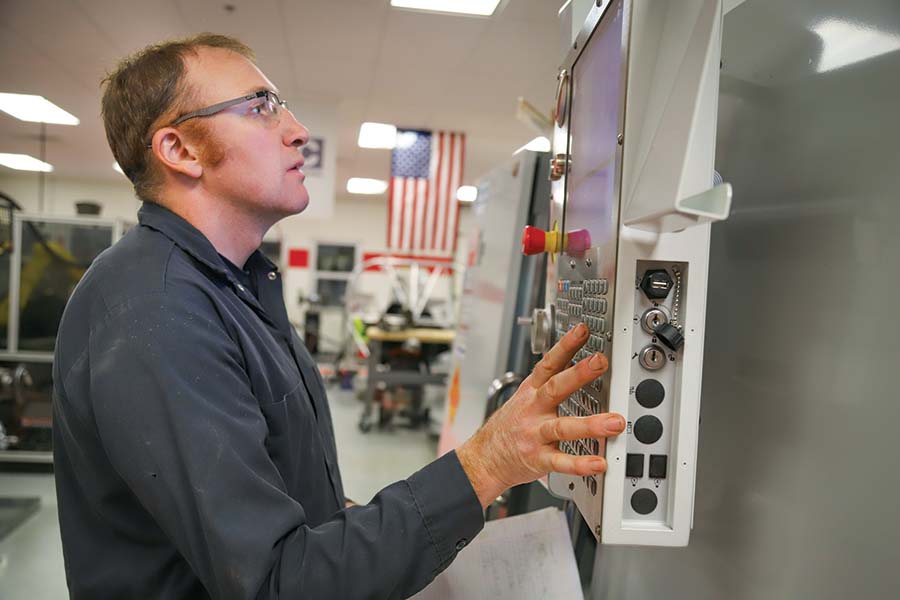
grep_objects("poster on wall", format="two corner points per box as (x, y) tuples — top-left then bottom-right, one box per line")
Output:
(291, 106), (335, 221)
(302, 137), (324, 173)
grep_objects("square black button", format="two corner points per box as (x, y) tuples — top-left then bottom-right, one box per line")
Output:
(649, 454), (667, 479)
(626, 453), (644, 478)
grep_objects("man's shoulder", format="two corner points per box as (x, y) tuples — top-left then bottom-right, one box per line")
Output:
(55, 224), (226, 377)
(77, 224), (221, 312)
(75, 225), (174, 311)
(60, 224), (224, 341)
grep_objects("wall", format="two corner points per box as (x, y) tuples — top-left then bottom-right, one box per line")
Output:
(0, 171), (472, 353)
(0, 171), (140, 219)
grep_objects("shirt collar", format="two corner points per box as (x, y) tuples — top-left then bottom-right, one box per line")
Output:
(137, 201), (278, 280)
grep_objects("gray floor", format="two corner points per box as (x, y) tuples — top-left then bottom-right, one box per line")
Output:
(0, 385), (438, 599)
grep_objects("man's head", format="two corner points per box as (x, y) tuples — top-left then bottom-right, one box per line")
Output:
(102, 33), (310, 220)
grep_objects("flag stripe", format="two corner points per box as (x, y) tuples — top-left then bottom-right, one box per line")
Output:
(426, 161), (437, 250)
(446, 134), (463, 252)
(404, 178), (415, 250)
(435, 133), (447, 253)
(452, 134), (466, 253)
(441, 133), (456, 251)
(418, 180), (428, 250)
(387, 176), (395, 248)
(415, 179), (427, 250)
(397, 179), (407, 250)
(430, 132), (445, 252)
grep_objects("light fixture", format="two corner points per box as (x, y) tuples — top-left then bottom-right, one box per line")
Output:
(390, 0), (501, 17)
(513, 136), (551, 155)
(347, 178), (389, 195)
(812, 19), (900, 73)
(0, 153), (53, 172)
(358, 122), (398, 149)
(0, 93), (80, 125)
(456, 185), (477, 202)
(113, 162), (126, 176)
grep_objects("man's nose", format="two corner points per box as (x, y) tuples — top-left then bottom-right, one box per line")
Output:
(283, 112), (309, 148)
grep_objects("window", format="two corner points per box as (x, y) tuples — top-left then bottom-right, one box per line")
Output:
(314, 243), (356, 307)
(316, 244), (355, 273)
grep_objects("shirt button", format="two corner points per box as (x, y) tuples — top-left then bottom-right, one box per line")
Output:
(455, 538), (467, 551)
(267, 271), (277, 281)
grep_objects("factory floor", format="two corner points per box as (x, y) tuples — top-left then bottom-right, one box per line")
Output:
(0, 385), (439, 598)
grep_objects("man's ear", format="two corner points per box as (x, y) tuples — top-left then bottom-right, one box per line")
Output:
(151, 127), (203, 179)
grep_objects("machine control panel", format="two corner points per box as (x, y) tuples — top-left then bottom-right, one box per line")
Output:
(539, 0), (730, 546)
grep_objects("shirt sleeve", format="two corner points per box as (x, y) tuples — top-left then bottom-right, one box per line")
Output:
(82, 288), (484, 600)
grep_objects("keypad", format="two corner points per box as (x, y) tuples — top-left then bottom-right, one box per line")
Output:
(555, 277), (612, 457)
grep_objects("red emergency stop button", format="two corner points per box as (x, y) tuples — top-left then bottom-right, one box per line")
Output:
(522, 226), (546, 255)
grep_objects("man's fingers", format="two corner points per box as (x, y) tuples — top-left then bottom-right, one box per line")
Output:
(543, 450), (608, 477)
(538, 413), (625, 443)
(526, 323), (589, 389)
(535, 351), (608, 408)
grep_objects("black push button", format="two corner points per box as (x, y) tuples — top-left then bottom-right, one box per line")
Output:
(626, 454), (644, 478)
(633, 415), (663, 445)
(649, 454), (667, 479)
(630, 489), (658, 515)
(635, 379), (665, 408)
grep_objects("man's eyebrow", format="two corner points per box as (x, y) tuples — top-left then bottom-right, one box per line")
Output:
(244, 86), (278, 96)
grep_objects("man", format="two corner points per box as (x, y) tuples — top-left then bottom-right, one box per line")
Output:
(52, 34), (625, 599)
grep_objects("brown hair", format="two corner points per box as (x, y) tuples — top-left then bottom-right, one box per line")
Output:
(101, 33), (254, 202)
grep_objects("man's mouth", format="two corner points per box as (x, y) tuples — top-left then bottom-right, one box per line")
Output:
(289, 165), (306, 181)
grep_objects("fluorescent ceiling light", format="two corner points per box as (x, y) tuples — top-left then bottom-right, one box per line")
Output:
(812, 19), (900, 73)
(347, 178), (389, 195)
(0, 153), (53, 172)
(113, 162), (126, 175)
(390, 0), (501, 17)
(456, 185), (477, 202)
(358, 122), (397, 149)
(514, 136), (551, 155)
(0, 93), (79, 125)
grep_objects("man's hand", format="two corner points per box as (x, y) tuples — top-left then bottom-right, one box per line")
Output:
(456, 322), (625, 508)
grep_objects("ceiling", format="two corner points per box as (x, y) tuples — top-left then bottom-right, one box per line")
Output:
(0, 0), (565, 202)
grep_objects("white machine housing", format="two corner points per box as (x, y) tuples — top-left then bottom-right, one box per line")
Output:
(543, 0), (731, 546)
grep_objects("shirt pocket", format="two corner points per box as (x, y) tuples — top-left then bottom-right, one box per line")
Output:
(258, 380), (317, 486)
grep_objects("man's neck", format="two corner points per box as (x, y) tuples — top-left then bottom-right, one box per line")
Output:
(160, 192), (269, 268)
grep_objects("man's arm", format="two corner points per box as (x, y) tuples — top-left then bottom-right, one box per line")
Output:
(85, 290), (481, 600)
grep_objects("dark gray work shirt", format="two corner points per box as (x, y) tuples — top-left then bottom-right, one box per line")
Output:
(52, 202), (483, 599)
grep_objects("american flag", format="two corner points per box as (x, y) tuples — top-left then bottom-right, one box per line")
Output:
(387, 129), (464, 254)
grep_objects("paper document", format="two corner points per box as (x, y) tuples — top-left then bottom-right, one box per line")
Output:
(411, 507), (584, 600)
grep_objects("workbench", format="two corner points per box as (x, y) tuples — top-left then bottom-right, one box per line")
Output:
(360, 326), (455, 432)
